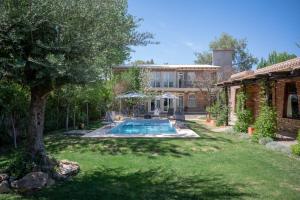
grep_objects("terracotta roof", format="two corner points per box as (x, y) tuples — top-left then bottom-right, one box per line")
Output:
(255, 57), (300, 75)
(218, 57), (300, 86)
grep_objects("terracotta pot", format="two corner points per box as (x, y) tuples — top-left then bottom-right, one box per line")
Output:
(248, 127), (255, 136)
(210, 119), (215, 126)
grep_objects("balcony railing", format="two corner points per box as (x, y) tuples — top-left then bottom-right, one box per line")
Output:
(150, 80), (197, 88)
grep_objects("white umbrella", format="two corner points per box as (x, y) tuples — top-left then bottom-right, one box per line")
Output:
(116, 92), (148, 115)
(157, 92), (178, 99)
(116, 92), (148, 99)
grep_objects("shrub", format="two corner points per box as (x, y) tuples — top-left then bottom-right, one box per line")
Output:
(291, 132), (300, 156)
(233, 92), (253, 133)
(292, 144), (300, 156)
(253, 105), (277, 139)
(206, 90), (229, 127)
(216, 106), (229, 126)
(234, 109), (252, 133)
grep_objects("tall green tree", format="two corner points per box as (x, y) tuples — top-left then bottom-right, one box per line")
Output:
(195, 33), (258, 72)
(194, 51), (212, 65)
(257, 51), (297, 69)
(0, 0), (153, 171)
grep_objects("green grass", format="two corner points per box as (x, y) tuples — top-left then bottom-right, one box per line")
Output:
(1, 121), (300, 200)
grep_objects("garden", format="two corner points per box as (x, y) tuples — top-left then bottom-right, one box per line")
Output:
(1, 121), (300, 200)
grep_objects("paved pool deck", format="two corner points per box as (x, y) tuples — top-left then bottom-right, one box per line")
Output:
(82, 120), (199, 138)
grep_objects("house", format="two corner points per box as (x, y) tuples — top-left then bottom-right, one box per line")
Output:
(218, 57), (300, 139)
(114, 50), (233, 114)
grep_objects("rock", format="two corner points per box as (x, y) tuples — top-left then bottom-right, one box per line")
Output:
(259, 137), (273, 145)
(0, 173), (9, 182)
(11, 172), (48, 192)
(52, 172), (67, 181)
(58, 160), (80, 177)
(0, 180), (11, 193)
(9, 176), (16, 183)
(46, 178), (55, 187)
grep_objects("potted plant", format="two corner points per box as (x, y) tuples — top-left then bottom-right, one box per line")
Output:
(248, 126), (255, 136)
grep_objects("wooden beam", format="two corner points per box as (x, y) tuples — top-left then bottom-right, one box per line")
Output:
(224, 86), (229, 126)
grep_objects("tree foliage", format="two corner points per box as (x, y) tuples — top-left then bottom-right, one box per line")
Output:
(195, 33), (258, 72)
(257, 51), (297, 69)
(194, 51), (212, 65)
(0, 0), (153, 172)
(0, 81), (29, 147)
(234, 92), (253, 133)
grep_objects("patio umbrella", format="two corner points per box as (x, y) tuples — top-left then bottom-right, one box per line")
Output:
(157, 92), (179, 99)
(116, 92), (148, 99)
(116, 92), (148, 114)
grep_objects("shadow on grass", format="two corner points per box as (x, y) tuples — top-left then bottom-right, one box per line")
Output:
(187, 121), (234, 144)
(32, 167), (254, 200)
(44, 121), (236, 158)
(45, 135), (192, 158)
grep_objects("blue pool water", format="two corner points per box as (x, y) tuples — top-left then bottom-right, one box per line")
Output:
(109, 119), (176, 135)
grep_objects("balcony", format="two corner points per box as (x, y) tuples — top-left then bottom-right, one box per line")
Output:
(149, 80), (200, 92)
(150, 80), (197, 89)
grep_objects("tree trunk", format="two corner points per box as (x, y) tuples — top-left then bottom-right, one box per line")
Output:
(86, 102), (89, 126)
(27, 89), (53, 172)
(10, 113), (17, 149)
(66, 104), (69, 131)
(73, 107), (76, 129)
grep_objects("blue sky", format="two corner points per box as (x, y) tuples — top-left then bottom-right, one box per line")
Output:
(127, 0), (300, 65)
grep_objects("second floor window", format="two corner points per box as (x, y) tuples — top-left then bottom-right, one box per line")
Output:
(186, 72), (196, 87)
(162, 72), (175, 88)
(150, 72), (161, 87)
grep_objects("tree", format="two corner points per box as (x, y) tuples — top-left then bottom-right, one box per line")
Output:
(0, 0), (153, 171)
(131, 59), (155, 65)
(0, 81), (29, 148)
(257, 51), (297, 69)
(195, 33), (258, 72)
(194, 51), (212, 65)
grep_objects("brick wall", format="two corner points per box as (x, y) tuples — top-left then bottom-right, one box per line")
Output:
(244, 84), (261, 119)
(235, 79), (300, 138)
(183, 92), (208, 113)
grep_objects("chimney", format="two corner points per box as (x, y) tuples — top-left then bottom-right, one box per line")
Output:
(212, 49), (234, 81)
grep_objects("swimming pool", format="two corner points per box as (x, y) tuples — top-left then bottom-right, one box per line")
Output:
(109, 119), (176, 135)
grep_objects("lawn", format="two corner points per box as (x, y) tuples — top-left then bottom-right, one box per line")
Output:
(1, 121), (300, 200)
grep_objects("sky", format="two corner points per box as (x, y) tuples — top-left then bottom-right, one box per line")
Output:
(127, 0), (300, 65)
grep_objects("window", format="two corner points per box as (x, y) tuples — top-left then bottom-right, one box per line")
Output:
(162, 72), (175, 88)
(156, 100), (160, 109)
(150, 72), (161, 87)
(186, 72), (196, 87)
(188, 94), (197, 108)
(150, 100), (155, 111)
(163, 98), (173, 111)
(284, 82), (299, 119)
